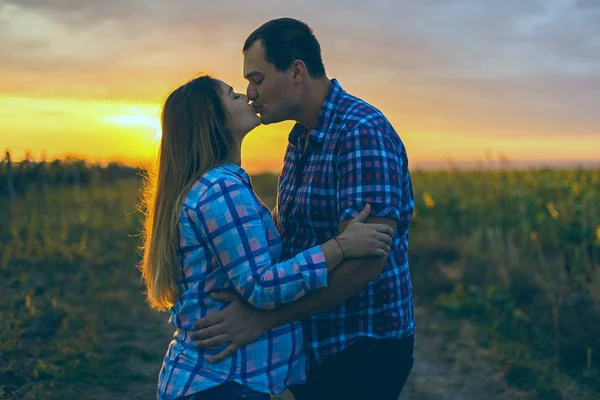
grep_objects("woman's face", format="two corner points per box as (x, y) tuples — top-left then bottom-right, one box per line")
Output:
(218, 81), (261, 139)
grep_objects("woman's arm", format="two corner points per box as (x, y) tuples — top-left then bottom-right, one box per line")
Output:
(195, 178), (344, 310)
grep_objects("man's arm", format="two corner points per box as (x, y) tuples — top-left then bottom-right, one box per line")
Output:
(191, 216), (396, 362)
(274, 121), (405, 324)
(267, 216), (396, 326)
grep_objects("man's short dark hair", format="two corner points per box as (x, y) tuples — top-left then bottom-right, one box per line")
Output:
(243, 17), (326, 78)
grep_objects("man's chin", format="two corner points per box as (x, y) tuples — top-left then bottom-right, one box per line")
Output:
(259, 114), (275, 125)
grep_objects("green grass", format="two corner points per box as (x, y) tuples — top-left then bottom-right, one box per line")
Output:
(1, 167), (599, 399)
(408, 167), (600, 398)
(0, 180), (169, 399)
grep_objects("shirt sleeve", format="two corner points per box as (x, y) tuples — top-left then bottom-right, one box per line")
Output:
(336, 125), (411, 223)
(195, 177), (328, 310)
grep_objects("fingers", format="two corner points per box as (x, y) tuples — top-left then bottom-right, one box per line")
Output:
(368, 232), (392, 256)
(366, 239), (390, 254)
(191, 295), (243, 338)
(374, 232), (393, 247)
(208, 342), (241, 363)
(190, 324), (225, 341)
(192, 291), (240, 331)
(373, 224), (395, 237)
(210, 291), (240, 303)
(351, 203), (371, 223)
(375, 241), (391, 254)
(194, 334), (230, 349)
(375, 248), (389, 257)
(192, 312), (224, 331)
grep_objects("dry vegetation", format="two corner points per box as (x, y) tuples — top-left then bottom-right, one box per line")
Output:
(1, 158), (598, 399)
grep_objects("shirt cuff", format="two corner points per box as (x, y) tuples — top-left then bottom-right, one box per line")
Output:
(339, 205), (401, 222)
(297, 246), (328, 291)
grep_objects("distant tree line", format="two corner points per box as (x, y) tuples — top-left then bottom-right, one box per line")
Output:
(0, 151), (142, 199)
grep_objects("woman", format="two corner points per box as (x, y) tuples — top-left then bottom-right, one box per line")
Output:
(139, 74), (394, 400)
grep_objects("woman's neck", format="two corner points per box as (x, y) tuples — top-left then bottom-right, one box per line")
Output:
(230, 148), (242, 166)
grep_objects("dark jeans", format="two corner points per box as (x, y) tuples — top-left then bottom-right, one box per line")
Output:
(290, 336), (414, 400)
(176, 382), (270, 400)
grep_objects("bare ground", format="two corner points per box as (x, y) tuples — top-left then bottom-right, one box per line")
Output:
(401, 305), (532, 400)
(136, 304), (533, 400)
(271, 305), (532, 400)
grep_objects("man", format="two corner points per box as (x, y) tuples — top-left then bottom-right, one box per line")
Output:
(191, 17), (415, 400)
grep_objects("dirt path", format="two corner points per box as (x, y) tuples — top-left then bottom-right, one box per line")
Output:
(112, 298), (176, 399)
(401, 305), (531, 400)
(130, 305), (531, 400)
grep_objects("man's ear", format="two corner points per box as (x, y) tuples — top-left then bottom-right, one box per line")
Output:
(291, 60), (307, 83)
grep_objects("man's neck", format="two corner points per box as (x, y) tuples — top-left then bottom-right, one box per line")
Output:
(296, 76), (332, 129)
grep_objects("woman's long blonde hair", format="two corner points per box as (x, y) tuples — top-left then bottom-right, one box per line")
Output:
(139, 74), (240, 311)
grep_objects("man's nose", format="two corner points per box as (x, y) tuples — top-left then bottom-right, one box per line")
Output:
(246, 84), (258, 101)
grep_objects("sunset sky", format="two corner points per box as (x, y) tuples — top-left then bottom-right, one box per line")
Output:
(1, 0), (599, 173)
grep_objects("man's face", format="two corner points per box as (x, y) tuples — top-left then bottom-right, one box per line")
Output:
(243, 40), (299, 125)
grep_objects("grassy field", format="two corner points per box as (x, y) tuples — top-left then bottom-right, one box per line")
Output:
(0, 180), (170, 399)
(408, 167), (600, 399)
(1, 167), (599, 399)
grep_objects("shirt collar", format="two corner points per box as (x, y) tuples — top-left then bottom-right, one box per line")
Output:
(288, 79), (344, 146)
(220, 163), (251, 185)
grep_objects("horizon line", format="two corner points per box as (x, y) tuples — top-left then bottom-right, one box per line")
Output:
(3, 150), (599, 173)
